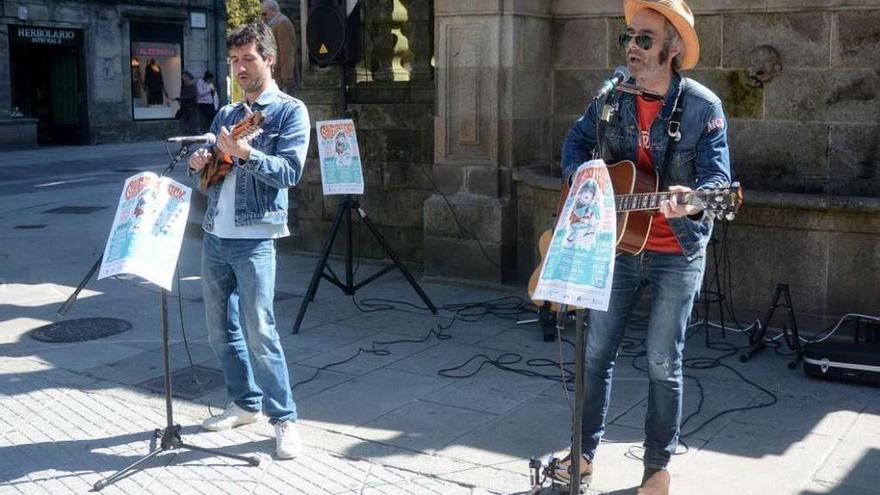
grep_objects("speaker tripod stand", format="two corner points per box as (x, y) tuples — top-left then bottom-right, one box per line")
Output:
(292, 194), (437, 333)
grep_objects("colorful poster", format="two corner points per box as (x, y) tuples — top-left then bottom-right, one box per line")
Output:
(98, 172), (191, 290)
(316, 119), (365, 195)
(532, 160), (616, 311)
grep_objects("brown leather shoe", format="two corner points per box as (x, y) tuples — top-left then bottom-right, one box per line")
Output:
(551, 453), (593, 486)
(637, 468), (670, 495)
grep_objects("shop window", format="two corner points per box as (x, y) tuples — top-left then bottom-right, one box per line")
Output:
(130, 21), (183, 120)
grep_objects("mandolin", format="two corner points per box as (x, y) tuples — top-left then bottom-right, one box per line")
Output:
(200, 111), (265, 190)
(527, 160), (743, 311)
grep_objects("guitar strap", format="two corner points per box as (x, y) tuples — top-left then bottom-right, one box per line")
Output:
(659, 78), (686, 188)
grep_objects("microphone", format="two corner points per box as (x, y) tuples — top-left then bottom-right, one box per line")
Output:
(593, 66), (630, 101)
(166, 133), (216, 145)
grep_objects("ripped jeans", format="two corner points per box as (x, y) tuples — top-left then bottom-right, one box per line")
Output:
(581, 251), (704, 469)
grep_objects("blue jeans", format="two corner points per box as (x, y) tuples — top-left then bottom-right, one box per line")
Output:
(581, 251), (704, 469)
(202, 233), (297, 424)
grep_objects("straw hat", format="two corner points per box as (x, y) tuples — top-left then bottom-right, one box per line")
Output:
(623, 0), (700, 70)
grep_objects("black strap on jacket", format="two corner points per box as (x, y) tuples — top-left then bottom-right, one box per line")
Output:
(659, 78), (686, 188)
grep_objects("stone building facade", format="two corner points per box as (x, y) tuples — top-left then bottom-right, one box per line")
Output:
(2, 0), (875, 322)
(291, 0), (879, 323)
(0, 0), (226, 146)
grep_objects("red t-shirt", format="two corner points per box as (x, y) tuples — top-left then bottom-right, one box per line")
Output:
(635, 95), (683, 253)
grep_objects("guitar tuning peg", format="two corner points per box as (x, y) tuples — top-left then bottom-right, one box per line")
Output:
(707, 211), (716, 221)
(725, 212), (736, 221)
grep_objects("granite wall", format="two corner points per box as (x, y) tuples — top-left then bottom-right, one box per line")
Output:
(515, 0), (880, 322)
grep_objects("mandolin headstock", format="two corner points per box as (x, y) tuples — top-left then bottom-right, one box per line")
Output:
(231, 111), (265, 140)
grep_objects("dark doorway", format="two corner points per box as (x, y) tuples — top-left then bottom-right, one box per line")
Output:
(9, 26), (87, 145)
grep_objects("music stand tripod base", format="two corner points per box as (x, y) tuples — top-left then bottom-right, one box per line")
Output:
(92, 290), (260, 491)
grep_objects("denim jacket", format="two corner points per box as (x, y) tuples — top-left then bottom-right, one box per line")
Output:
(190, 82), (310, 233)
(562, 73), (731, 260)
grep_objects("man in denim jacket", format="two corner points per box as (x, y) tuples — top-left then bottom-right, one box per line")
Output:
(556, 1), (731, 493)
(187, 23), (309, 460)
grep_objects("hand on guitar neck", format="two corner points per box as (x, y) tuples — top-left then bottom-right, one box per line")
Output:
(187, 111), (265, 190)
(658, 185), (702, 218)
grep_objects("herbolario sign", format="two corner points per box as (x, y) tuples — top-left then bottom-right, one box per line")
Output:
(11, 25), (81, 47)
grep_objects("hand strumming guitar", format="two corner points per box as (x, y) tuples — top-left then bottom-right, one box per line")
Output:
(188, 148), (213, 173)
(216, 125), (253, 161)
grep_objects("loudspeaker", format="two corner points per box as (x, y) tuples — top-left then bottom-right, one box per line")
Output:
(306, 0), (361, 66)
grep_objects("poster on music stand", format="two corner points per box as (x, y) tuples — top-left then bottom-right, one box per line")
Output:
(316, 119), (364, 195)
(98, 172), (191, 290)
(532, 160), (617, 311)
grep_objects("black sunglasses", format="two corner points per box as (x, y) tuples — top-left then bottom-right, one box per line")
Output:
(618, 32), (655, 51)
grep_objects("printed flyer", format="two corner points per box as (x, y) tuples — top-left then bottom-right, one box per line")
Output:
(98, 172), (191, 290)
(532, 160), (617, 311)
(316, 119), (365, 195)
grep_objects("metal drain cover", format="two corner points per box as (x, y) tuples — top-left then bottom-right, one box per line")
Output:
(137, 365), (225, 400)
(43, 206), (108, 215)
(30, 317), (132, 343)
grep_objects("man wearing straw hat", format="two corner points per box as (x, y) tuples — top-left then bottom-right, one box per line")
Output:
(557, 0), (732, 493)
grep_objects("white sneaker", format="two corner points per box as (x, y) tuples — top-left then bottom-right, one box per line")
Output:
(274, 421), (302, 459)
(201, 403), (261, 431)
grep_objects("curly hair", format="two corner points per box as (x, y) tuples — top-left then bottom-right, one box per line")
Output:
(226, 22), (277, 61)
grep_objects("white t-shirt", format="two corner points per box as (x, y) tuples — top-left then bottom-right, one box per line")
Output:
(209, 167), (289, 239)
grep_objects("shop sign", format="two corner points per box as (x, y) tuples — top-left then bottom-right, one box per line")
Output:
(12, 25), (80, 46)
(135, 46), (178, 57)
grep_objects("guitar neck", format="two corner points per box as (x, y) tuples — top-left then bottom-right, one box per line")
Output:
(615, 191), (698, 212)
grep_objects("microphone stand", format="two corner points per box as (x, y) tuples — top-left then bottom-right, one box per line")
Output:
(565, 92), (619, 494)
(58, 143), (261, 492)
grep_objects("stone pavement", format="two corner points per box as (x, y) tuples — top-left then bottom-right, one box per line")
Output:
(1, 142), (880, 494)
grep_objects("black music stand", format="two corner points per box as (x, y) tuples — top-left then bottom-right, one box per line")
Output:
(291, 193), (437, 333)
(291, 64), (436, 334)
(58, 145), (260, 491)
(570, 307), (587, 492)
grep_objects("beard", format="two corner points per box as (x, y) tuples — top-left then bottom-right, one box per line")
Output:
(239, 74), (265, 94)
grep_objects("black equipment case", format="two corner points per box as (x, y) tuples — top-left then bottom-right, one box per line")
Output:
(803, 340), (880, 385)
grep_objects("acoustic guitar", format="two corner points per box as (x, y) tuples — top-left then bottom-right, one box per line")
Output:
(528, 181), (569, 316)
(200, 111), (265, 190)
(527, 160), (743, 311)
(606, 160), (742, 254)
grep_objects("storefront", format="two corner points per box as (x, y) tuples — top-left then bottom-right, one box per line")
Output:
(8, 25), (87, 145)
(0, 0), (225, 145)
(130, 21), (184, 121)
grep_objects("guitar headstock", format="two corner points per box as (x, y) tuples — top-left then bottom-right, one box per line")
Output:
(691, 182), (743, 221)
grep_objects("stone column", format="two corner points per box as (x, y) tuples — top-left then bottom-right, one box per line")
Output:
(399, 0), (433, 81)
(425, 0), (553, 283)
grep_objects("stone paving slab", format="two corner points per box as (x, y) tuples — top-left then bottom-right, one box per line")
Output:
(0, 359), (482, 495)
